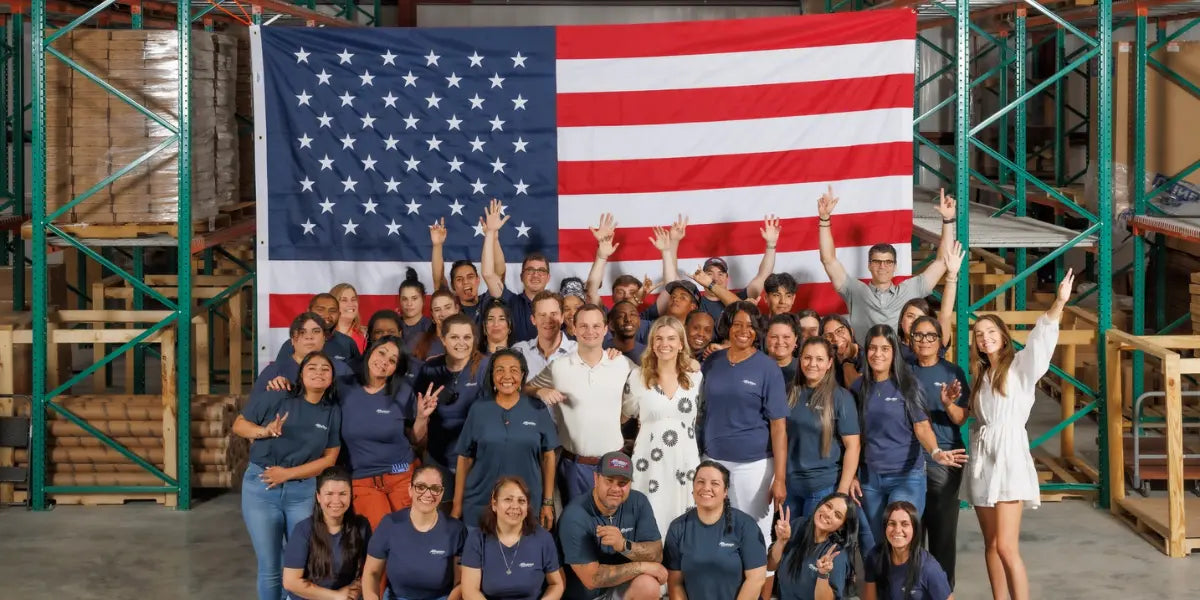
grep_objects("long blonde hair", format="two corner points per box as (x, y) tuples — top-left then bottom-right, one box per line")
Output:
(330, 283), (361, 332)
(640, 316), (694, 391)
(969, 314), (1015, 415)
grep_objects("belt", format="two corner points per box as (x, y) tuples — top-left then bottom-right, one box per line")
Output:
(562, 449), (602, 466)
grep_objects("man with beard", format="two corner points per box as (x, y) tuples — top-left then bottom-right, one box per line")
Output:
(276, 293), (362, 366)
(558, 452), (666, 600)
(605, 301), (647, 364)
(429, 217), (507, 321)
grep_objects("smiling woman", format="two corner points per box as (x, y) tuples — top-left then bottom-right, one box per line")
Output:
(282, 467), (372, 600)
(460, 476), (565, 600)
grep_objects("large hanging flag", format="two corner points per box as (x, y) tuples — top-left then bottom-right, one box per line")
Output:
(252, 10), (916, 364)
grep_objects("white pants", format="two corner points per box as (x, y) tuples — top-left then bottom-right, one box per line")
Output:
(708, 456), (775, 574)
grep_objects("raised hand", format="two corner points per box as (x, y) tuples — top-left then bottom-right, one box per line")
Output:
(815, 546), (841, 576)
(590, 213), (617, 242)
(941, 379), (963, 408)
(481, 198), (510, 233)
(817, 185), (839, 220)
(669, 214), (689, 248)
(944, 240), (966, 276)
(774, 505), (793, 542)
(689, 268), (714, 289)
(429, 218), (447, 246)
(264, 412), (289, 438)
(937, 188), (957, 220)
(649, 226), (671, 252)
(596, 234), (619, 260)
(1057, 268), (1076, 303)
(761, 214), (781, 246)
(415, 383), (443, 419)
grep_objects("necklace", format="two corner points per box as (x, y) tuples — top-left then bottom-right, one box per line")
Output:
(498, 535), (522, 575)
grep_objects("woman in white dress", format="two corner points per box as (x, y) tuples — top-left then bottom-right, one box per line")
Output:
(962, 269), (1074, 600)
(622, 315), (703, 539)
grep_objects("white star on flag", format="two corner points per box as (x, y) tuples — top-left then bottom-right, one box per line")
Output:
(317, 112), (333, 128)
(404, 156), (421, 171)
(511, 52), (527, 68)
(446, 73), (462, 88)
(382, 92), (399, 108)
(297, 133), (313, 149)
(340, 134), (357, 149)
(428, 178), (444, 193)
(426, 93), (442, 109)
(514, 179), (529, 195)
(489, 115), (505, 131)
(447, 157), (464, 172)
(316, 69), (332, 85)
(362, 198), (378, 214)
(512, 137), (528, 152)
(337, 49), (354, 64)
(468, 136), (486, 152)
(425, 50), (440, 66)
(341, 176), (358, 192)
(515, 222), (531, 237)
(360, 114), (376, 129)
(361, 155), (377, 170)
(471, 178), (487, 194)
(383, 135), (400, 151)
(301, 219), (316, 234)
(319, 198), (335, 213)
(468, 51), (484, 67)
(472, 222), (485, 237)
(512, 94), (528, 110)
(294, 47), (310, 63)
(448, 199), (465, 215)
(342, 218), (358, 235)
(490, 157), (507, 173)
(446, 115), (463, 130)
(489, 73), (504, 89)
(385, 219), (402, 235)
(299, 177), (315, 191)
(359, 70), (375, 86)
(318, 155), (334, 170)
(468, 94), (485, 109)
(295, 90), (312, 106)
(403, 114), (420, 129)
(381, 49), (398, 66)
(426, 135), (443, 151)
(402, 71), (418, 86)
(384, 177), (402, 192)
(338, 91), (354, 107)
(405, 199), (422, 214)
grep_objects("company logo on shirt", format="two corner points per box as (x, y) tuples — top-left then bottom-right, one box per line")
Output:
(519, 562), (535, 568)
(620, 527), (633, 534)
(429, 549), (446, 556)
(719, 541), (737, 548)
(884, 397), (901, 402)
(522, 420), (537, 427)
(376, 409), (391, 415)
(315, 423), (328, 430)
(466, 382), (478, 387)
(742, 379), (757, 386)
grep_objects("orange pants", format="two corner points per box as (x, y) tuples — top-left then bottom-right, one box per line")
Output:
(353, 471), (415, 530)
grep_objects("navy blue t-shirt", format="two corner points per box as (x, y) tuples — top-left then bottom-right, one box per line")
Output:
(283, 516), (372, 595)
(663, 508), (767, 600)
(460, 293), (488, 322)
(454, 396), (558, 527)
(603, 339), (646, 365)
(338, 382), (417, 479)
(368, 509), (467, 600)
(401, 316), (433, 354)
(242, 391), (341, 469)
(910, 359), (969, 452)
(853, 379), (929, 476)
(900, 342), (947, 365)
(864, 547), (952, 600)
(786, 386), (860, 494)
(461, 527), (560, 600)
(253, 353), (354, 394)
(413, 356), (491, 469)
(559, 490), (660, 600)
(277, 331), (361, 367)
(780, 357), (799, 387)
(497, 288), (537, 343)
(699, 350), (789, 462)
(777, 535), (849, 600)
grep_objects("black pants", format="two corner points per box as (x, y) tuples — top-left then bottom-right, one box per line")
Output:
(924, 461), (963, 589)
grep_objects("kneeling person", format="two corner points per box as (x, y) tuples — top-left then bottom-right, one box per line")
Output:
(558, 452), (665, 600)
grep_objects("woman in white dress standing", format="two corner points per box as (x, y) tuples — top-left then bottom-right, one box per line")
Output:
(622, 315), (703, 539)
(962, 269), (1074, 600)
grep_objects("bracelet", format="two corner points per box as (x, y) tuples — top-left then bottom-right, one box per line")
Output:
(542, 499), (554, 507)
(818, 223), (831, 228)
(816, 572), (829, 580)
(818, 216), (831, 223)
(706, 282), (716, 291)
(942, 218), (955, 224)
(930, 448), (943, 457)
(766, 245), (776, 250)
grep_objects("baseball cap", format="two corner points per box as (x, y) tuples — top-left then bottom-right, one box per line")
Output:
(703, 257), (728, 273)
(599, 451), (633, 480)
(665, 280), (700, 303)
(559, 277), (586, 300)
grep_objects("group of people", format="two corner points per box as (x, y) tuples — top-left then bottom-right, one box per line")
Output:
(236, 188), (1076, 600)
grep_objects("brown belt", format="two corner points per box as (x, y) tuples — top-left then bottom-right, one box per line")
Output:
(562, 449), (602, 466)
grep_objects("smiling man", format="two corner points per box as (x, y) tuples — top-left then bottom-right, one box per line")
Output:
(526, 304), (635, 504)
(605, 301), (646, 363)
(817, 186), (957, 346)
(512, 291), (577, 382)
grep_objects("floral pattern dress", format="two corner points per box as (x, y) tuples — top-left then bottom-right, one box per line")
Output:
(622, 367), (703, 539)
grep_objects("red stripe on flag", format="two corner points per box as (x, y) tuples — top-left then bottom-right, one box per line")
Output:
(557, 75), (915, 127)
(556, 10), (917, 59)
(558, 142), (912, 196)
(556, 210), (913, 263)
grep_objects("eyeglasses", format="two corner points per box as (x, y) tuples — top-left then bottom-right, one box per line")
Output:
(911, 332), (940, 342)
(523, 267), (550, 275)
(869, 259), (896, 267)
(413, 483), (445, 496)
(823, 325), (848, 340)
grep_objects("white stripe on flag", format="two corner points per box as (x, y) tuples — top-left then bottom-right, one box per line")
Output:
(556, 40), (916, 94)
(557, 108), (912, 162)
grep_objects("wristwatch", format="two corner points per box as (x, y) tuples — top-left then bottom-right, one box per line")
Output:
(543, 499), (554, 507)
(623, 539), (633, 553)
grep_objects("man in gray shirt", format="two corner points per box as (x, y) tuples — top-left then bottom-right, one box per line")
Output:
(818, 186), (957, 346)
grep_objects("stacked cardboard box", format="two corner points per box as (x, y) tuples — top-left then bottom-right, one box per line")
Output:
(235, 30), (254, 202)
(44, 30), (238, 225)
(1192, 273), (1200, 335)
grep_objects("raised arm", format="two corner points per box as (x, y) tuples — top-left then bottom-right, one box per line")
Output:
(431, 218), (447, 291)
(480, 199), (510, 298)
(689, 268), (739, 306)
(817, 186), (850, 292)
(744, 215), (780, 299)
(492, 223), (507, 282)
(920, 189), (957, 289)
(1045, 268), (1074, 323)
(585, 213), (619, 305)
(655, 215), (687, 314)
(938, 240), (964, 340)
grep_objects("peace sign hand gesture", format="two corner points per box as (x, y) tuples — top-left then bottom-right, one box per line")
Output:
(817, 185), (839, 220)
(262, 412), (289, 439)
(815, 545), (842, 576)
(415, 383), (443, 420)
(1057, 268), (1076, 303)
(773, 505), (792, 543)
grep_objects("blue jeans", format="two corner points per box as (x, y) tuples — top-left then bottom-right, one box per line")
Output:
(559, 453), (600, 506)
(242, 463), (316, 600)
(858, 466), (926, 553)
(785, 483), (836, 523)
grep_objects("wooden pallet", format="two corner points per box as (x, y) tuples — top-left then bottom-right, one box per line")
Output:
(1034, 449), (1099, 502)
(19, 215), (229, 240)
(13, 490), (171, 506)
(1114, 497), (1200, 556)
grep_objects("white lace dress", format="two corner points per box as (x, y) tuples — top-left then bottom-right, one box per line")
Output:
(622, 368), (703, 539)
(961, 315), (1059, 509)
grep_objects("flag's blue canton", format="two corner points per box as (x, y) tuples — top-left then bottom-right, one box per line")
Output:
(261, 26), (558, 262)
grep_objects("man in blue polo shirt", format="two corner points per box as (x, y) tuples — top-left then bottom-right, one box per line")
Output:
(558, 452), (667, 600)
(481, 199), (549, 342)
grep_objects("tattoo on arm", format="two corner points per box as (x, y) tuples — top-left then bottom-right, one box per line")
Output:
(592, 562), (644, 589)
(623, 540), (662, 562)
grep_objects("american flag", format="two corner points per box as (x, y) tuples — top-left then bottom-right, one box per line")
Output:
(252, 11), (917, 364)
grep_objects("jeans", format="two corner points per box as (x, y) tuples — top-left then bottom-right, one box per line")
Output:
(784, 483), (836, 523)
(558, 453), (600, 506)
(242, 463), (317, 600)
(858, 466), (926, 553)
(924, 461), (963, 588)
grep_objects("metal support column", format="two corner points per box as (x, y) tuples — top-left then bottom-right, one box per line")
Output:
(1095, 0), (1115, 507)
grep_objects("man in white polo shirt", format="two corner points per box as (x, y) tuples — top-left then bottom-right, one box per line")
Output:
(526, 303), (634, 505)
